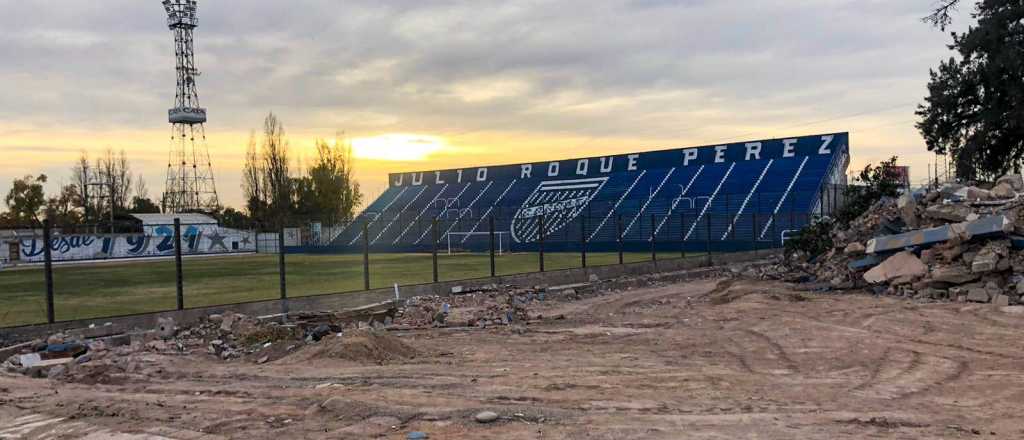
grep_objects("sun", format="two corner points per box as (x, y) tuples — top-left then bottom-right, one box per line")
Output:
(350, 134), (448, 161)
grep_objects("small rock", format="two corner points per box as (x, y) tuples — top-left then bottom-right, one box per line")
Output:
(475, 411), (499, 423)
(157, 318), (176, 339)
(46, 333), (66, 345)
(844, 242), (866, 255)
(992, 294), (1010, 307)
(588, 274), (600, 283)
(256, 355), (269, 364)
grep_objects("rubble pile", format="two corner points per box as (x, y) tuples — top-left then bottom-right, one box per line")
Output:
(395, 285), (553, 328)
(767, 174), (1024, 306)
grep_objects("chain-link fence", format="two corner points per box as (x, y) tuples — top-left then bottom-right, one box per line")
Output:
(0, 184), (846, 328)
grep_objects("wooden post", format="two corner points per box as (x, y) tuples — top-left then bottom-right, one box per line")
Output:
(174, 218), (183, 310)
(43, 219), (55, 324)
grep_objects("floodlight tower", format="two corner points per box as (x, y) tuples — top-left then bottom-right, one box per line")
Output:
(160, 0), (219, 213)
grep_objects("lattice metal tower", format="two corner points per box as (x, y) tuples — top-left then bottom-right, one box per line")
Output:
(160, 0), (219, 213)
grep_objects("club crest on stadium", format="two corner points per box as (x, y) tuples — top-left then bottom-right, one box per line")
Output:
(511, 177), (609, 243)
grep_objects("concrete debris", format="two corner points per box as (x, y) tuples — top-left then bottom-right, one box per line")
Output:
(992, 183), (1017, 199)
(898, 193), (918, 228)
(996, 174), (1024, 191)
(763, 173), (1024, 307)
(863, 252), (927, 284)
(844, 242), (866, 255)
(925, 203), (973, 222)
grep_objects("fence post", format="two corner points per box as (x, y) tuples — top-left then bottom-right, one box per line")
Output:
(43, 219), (55, 324)
(705, 213), (712, 266)
(680, 212), (685, 259)
(616, 214), (624, 265)
(538, 214), (545, 272)
(650, 214), (657, 261)
(362, 222), (370, 291)
(278, 226), (288, 316)
(752, 213), (759, 255)
(580, 215), (587, 268)
(432, 219), (439, 283)
(819, 187), (825, 219)
(489, 216), (496, 278)
(772, 212), (778, 249)
(174, 218), (184, 310)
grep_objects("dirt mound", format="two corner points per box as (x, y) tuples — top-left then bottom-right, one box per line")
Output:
(292, 330), (418, 365)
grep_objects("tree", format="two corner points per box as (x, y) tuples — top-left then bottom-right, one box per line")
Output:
(94, 148), (135, 216)
(261, 113), (292, 226)
(306, 138), (362, 224)
(70, 151), (96, 222)
(129, 196), (161, 214)
(916, 0), (1024, 181)
(924, 0), (963, 30)
(4, 175), (47, 226)
(241, 131), (268, 222)
(218, 207), (252, 229)
(44, 184), (83, 228)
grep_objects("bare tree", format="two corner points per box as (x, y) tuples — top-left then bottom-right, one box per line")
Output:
(241, 130), (265, 219)
(924, 0), (961, 30)
(134, 177), (149, 202)
(95, 148), (134, 216)
(70, 150), (94, 221)
(261, 112), (291, 225)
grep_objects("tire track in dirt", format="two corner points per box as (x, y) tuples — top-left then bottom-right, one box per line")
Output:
(851, 349), (965, 400)
(726, 329), (799, 376)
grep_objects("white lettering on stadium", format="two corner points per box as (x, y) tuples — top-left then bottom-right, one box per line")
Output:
(391, 136), (841, 186)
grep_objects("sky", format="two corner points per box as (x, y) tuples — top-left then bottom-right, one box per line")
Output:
(0, 0), (970, 209)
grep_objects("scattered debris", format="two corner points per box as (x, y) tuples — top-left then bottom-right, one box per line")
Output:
(763, 174), (1024, 306)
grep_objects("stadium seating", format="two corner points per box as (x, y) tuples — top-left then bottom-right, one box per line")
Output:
(326, 133), (849, 253)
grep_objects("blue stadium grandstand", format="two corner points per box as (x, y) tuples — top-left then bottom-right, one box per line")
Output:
(321, 133), (849, 254)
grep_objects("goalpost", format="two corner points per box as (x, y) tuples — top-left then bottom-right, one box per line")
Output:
(444, 231), (509, 255)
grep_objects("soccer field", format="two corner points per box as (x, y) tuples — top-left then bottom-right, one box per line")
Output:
(0, 251), (664, 328)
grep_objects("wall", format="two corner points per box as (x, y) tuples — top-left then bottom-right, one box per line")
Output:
(11, 226), (256, 263)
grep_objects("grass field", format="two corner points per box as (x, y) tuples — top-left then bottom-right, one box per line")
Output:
(0, 251), (672, 328)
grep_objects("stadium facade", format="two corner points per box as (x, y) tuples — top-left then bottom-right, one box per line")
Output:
(322, 132), (849, 253)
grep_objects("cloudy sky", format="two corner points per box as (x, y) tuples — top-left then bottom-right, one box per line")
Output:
(0, 0), (968, 209)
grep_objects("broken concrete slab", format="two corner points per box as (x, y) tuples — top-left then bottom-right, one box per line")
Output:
(925, 204), (973, 222)
(996, 174), (1024, 191)
(897, 193), (918, 228)
(68, 323), (125, 341)
(930, 265), (980, 285)
(967, 288), (991, 303)
(866, 215), (1013, 254)
(971, 248), (1001, 274)
(992, 183), (1017, 199)
(863, 251), (927, 284)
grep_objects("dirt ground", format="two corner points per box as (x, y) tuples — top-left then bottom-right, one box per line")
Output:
(3, 278), (1024, 439)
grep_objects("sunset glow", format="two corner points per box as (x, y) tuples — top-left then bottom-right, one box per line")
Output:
(350, 134), (449, 162)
